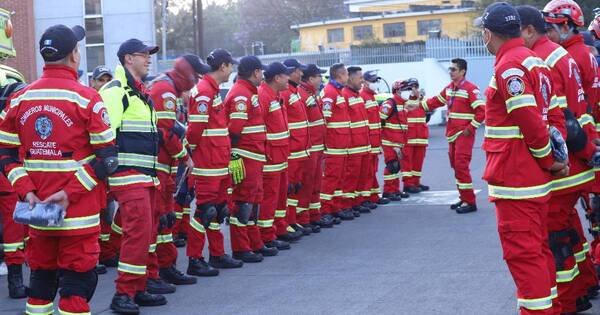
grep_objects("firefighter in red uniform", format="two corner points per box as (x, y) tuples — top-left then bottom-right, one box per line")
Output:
(319, 63), (354, 221)
(518, 5), (599, 312)
(299, 64), (335, 227)
(475, 4), (569, 313)
(0, 81), (27, 299)
(424, 58), (484, 214)
(227, 56), (272, 263)
(360, 71), (390, 206)
(186, 48), (243, 275)
(543, 0), (600, 301)
(0, 24), (116, 315)
(282, 58), (317, 235)
(147, 54), (208, 286)
(100, 38), (167, 313)
(257, 61), (296, 249)
(380, 81), (409, 202)
(341, 66), (372, 217)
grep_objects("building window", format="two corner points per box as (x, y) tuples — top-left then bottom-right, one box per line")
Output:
(417, 19), (441, 35)
(84, 0), (105, 74)
(383, 22), (406, 38)
(353, 25), (373, 40)
(327, 28), (344, 43)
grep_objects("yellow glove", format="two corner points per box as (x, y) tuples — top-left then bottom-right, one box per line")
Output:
(229, 153), (246, 185)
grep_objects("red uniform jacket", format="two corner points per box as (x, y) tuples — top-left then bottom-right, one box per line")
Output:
(379, 94), (407, 149)
(532, 35), (595, 195)
(226, 79), (266, 161)
(300, 82), (325, 154)
(426, 79), (485, 143)
(258, 82), (289, 171)
(187, 75), (230, 178)
(342, 87), (370, 155)
(281, 82), (310, 161)
(360, 87), (382, 154)
(0, 65), (115, 236)
(405, 96), (429, 146)
(320, 82), (350, 155)
(482, 38), (555, 202)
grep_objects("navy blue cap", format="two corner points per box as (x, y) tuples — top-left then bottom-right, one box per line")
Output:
(39, 24), (85, 62)
(475, 2), (521, 36)
(117, 38), (159, 64)
(363, 70), (381, 83)
(303, 64), (327, 77)
(264, 62), (295, 80)
(237, 56), (267, 75)
(283, 58), (308, 71)
(516, 5), (546, 33)
(206, 48), (239, 69)
(181, 54), (211, 75)
(92, 65), (113, 80)
(582, 31), (595, 46)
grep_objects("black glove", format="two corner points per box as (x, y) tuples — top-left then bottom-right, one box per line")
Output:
(287, 183), (294, 195)
(158, 214), (168, 232)
(294, 182), (302, 194)
(386, 159), (400, 174)
(157, 129), (165, 146)
(165, 211), (177, 228)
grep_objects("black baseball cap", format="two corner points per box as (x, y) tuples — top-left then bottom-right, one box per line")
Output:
(181, 54), (211, 75)
(206, 48), (238, 69)
(516, 5), (546, 34)
(283, 58), (308, 71)
(237, 56), (267, 75)
(264, 62), (295, 80)
(303, 64), (327, 77)
(92, 65), (113, 80)
(39, 24), (85, 62)
(474, 2), (521, 37)
(117, 38), (159, 64)
(363, 70), (381, 83)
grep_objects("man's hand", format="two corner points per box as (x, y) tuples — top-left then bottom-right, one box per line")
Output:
(185, 156), (194, 177)
(549, 161), (569, 177)
(463, 127), (472, 137)
(411, 86), (420, 99)
(42, 190), (69, 210)
(24, 191), (41, 209)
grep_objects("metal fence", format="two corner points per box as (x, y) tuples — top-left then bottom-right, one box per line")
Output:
(425, 37), (490, 60)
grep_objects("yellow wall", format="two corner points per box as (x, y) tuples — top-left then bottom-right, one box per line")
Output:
(354, 0), (464, 12)
(297, 10), (476, 51)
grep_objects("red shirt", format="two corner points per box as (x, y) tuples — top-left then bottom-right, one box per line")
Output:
(321, 82), (350, 155)
(258, 82), (289, 166)
(226, 79), (266, 161)
(359, 87), (382, 153)
(379, 94), (407, 148)
(282, 82), (310, 160)
(342, 86), (370, 155)
(300, 82), (325, 153)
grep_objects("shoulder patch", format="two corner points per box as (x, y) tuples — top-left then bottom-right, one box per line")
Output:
(234, 96), (248, 102)
(506, 76), (525, 96)
(92, 101), (105, 114)
(235, 100), (247, 112)
(195, 95), (211, 103)
(197, 102), (209, 113)
(323, 103), (332, 111)
(163, 98), (176, 110)
(501, 68), (524, 79)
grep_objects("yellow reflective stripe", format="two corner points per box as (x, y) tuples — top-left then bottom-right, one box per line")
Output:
(447, 131), (463, 143)
(232, 148), (266, 162)
(470, 120), (481, 129)
(324, 148), (348, 155)
(192, 167), (229, 176)
(551, 169), (595, 191)
(289, 121), (309, 129)
(289, 93), (301, 105)
(99, 234), (110, 242)
(89, 128), (115, 144)
(241, 125), (266, 134)
(348, 146), (370, 154)
(296, 207), (309, 214)
(156, 162), (171, 174)
(383, 123), (403, 130)
(448, 112), (475, 120)
(577, 114), (594, 127)
(364, 100), (378, 109)
(30, 214), (100, 231)
(230, 112), (248, 120)
(269, 100), (282, 112)
(157, 234), (173, 244)
(7, 166), (28, 185)
(263, 162), (288, 172)
(381, 139), (403, 147)
(347, 96), (364, 106)
(287, 198), (299, 207)
(471, 100), (485, 109)
(156, 111), (177, 120)
(308, 119), (325, 127)
(517, 295), (553, 311)
(529, 140), (551, 158)
(189, 114), (209, 122)
(383, 173), (400, 180)
(556, 263), (580, 283)
(189, 216), (206, 233)
(11, 89), (90, 109)
(120, 120), (155, 133)
(202, 128), (229, 137)
(25, 302), (54, 315)
(436, 94), (447, 104)
(172, 147), (187, 159)
(111, 222), (122, 235)
(368, 122), (382, 129)
(0, 130), (20, 145)
(522, 56), (550, 71)
(229, 216), (246, 227)
(118, 261), (147, 275)
(488, 76), (497, 90)
(75, 167), (98, 191)
(334, 190), (343, 197)
(109, 174), (157, 187)
(256, 218), (274, 228)
(550, 286), (558, 299)
(407, 117), (426, 123)
(1, 241), (23, 252)
(320, 193), (333, 200)
(310, 144), (325, 152)
(148, 243), (157, 253)
(117, 152), (157, 169)
(407, 139), (428, 145)
(370, 146), (382, 153)
(506, 94), (537, 113)
(274, 209), (287, 218)
(266, 130), (290, 140)
(456, 181), (473, 189)
(488, 183), (551, 200)
(309, 202), (321, 210)
(327, 121), (351, 129)
(484, 126), (523, 139)
(208, 222), (221, 230)
(175, 212), (183, 219)
(446, 89), (469, 98)
(544, 46), (568, 67)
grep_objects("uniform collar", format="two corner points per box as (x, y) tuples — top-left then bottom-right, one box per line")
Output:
(343, 86), (360, 95)
(495, 37), (526, 65)
(41, 65), (78, 80)
(300, 81), (316, 94)
(360, 86), (376, 96)
(203, 74), (220, 93)
(237, 79), (258, 94)
(328, 80), (344, 91)
(288, 80), (299, 88)
(561, 33), (583, 49)
(531, 35), (551, 51)
(260, 81), (278, 100)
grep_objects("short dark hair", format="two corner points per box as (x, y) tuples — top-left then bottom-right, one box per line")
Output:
(329, 63), (345, 80)
(451, 58), (467, 72)
(237, 69), (253, 81)
(347, 66), (362, 76)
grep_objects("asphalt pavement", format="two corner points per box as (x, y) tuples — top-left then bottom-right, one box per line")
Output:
(0, 126), (598, 314)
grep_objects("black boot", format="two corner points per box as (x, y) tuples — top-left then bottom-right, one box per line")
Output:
(450, 200), (463, 210)
(333, 216), (342, 225)
(95, 264), (107, 275)
(376, 197), (391, 205)
(398, 192), (410, 198)
(265, 239), (291, 250)
(110, 293), (140, 314)
(254, 246), (278, 257)
(173, 237), (186, 248)
(160, 265), (198, 284)
(456, 203), (477, 214)
(291, 224), (312, 236)
(353, 205), (371, 214)
(403, 186), (421, 194)
(187, 257), (219, 276)
(232, 251), (263, 263)
(177, 232), (188, 241)
(576, 295), (592, 313)
(362, 201), (377, 210)
(100, 256), (119, 268)
(134, 291), (167, 307)
(314, 215), (334, 228)
(337, 209), (355, 221)
(146, 278), (176, 294)
(382, 192), (401, 201)
(306, 223), (321, 233)
(209, 254), (243, 269)
(7, 264), (26, 299)
(418, 184), (430, 191)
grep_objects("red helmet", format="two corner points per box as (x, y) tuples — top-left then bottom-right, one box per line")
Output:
(590, 9), (600, 39)
(542, 0), (585, 27)
(391, 80), (406, 93)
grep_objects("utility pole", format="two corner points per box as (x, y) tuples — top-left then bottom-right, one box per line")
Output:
(192, 0), (204, 58)
(161, 0), (168, 61)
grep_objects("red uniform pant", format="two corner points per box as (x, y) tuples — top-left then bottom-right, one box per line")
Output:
(308, 150), (324, 222)
(368, 152), (381, 203)
(113, 187), (156, 297)
(495, 199), (558, 315)
(568, 206), (599, 295)
(289, 158), (313, 226)
(320, 154), (346, 214)
(260, 169), (288, 241)
(382, 145), (401, 194)
(25, 232), (99, 315)
(401, 145), (426, 187)
(154, 173), (178, 269)
(103, 212), (122, 262)
(449, 133), (476, 205)
(230, 157), (264, 252)
(98, 220), (113, 262)
(186, 174), (228, 259)
(0, 193), (24, 265)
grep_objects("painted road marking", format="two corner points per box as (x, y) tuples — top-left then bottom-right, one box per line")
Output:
(379, 190), (481, 206)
